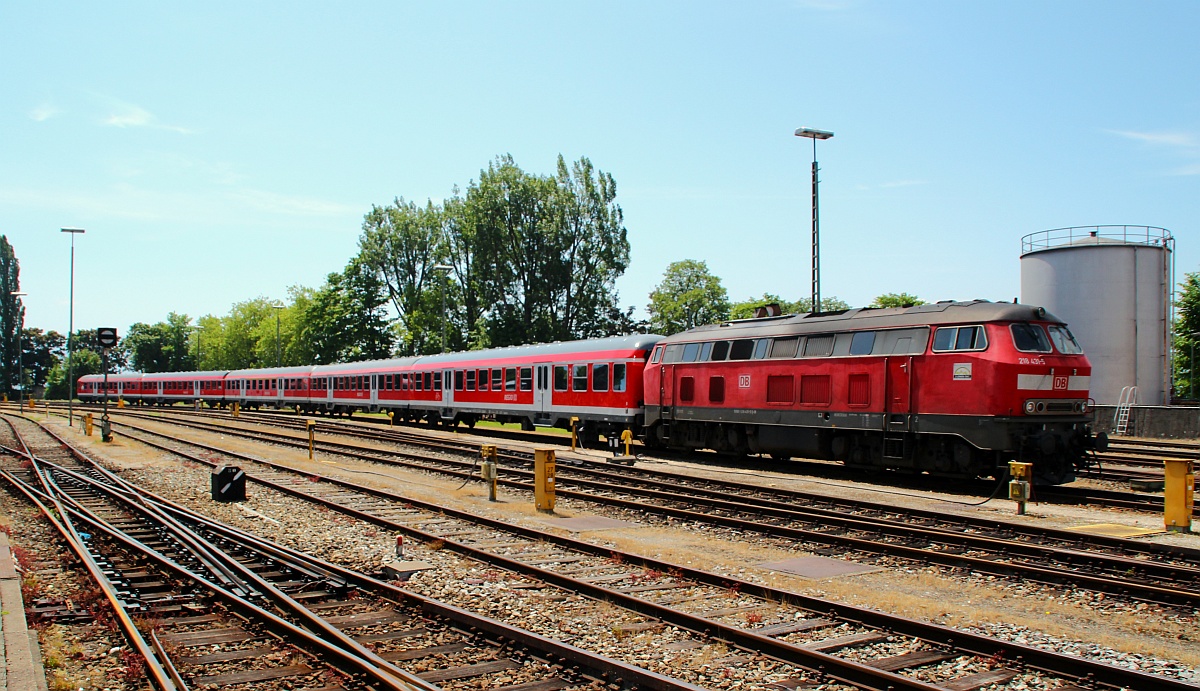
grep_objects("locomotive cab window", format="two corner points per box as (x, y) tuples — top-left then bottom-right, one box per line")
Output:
(1048, 325), (1084, 354)
(663, 344), (682, 363)
(933, 325), (988, 352)
(1010, 323), (1052, 353)
(650, 346), (663, 364)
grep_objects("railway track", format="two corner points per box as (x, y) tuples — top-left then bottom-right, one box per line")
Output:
(0, 414), (709, 691)
(46, 401), (1197, 517)
(17, 410), (1197, 689)
(66, 406), (1200, 611)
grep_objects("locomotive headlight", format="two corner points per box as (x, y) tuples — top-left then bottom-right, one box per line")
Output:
(1024, 401), (1035, 414)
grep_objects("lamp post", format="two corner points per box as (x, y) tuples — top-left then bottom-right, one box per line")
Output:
(10, 291), (26, 408)
(62, 227), (85, 425)
(794, 127), (833, 314)
(433, 265), (453, 353)
(272, 303), (284, 368)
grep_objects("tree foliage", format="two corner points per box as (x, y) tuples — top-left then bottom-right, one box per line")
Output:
(1173, 272), (1200, 399)
(126, 313), (196, 373)
(647, 260), (730, 335)
(728, 293), (851, 320)
(20, 328), (64, 391)
(872, 292), (926, 308)
(0, 236), (22, 393)
(45, 349), (102, 400)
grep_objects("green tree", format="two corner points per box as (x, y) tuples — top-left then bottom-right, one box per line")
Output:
(125, 313), (196, 372)
(648, 260), (730, 335)
(0, 236), (22, 393)
(1173, 272), (1200, 398)
(21, 328), (64, 391)
(872, 292), (926, 308)
(45, 349), (102, 399)
(729, 293), (851, 320)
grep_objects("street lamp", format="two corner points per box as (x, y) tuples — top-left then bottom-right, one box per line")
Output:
(10, 291), (26, 408)
(272, 302), (284, 368)
(433, 265), (453, 353)
(62, 227), (85, 425)
(794, 127), (833, 314)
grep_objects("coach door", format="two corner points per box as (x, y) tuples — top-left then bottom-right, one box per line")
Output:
(884, 356), (913, 431)
(534, 364), (552, 423)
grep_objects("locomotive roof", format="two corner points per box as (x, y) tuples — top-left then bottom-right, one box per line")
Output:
(665, 300), (1064, 342)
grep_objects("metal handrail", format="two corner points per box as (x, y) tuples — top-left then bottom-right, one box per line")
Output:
(1021, 225), (1173, 255)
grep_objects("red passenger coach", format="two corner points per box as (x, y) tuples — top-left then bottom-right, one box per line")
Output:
(644, 301), (1100, 484)
(77, 373), (143, 403)
(142, 370), (230, 406)
(227, 366), (315, 409)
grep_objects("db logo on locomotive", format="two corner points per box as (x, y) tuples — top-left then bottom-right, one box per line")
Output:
(1053, 376), (1069, 391)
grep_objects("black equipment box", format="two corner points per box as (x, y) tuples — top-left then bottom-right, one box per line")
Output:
(211, 465), (246, 502)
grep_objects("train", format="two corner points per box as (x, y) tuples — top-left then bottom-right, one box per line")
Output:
(78, 300), (1104, 484)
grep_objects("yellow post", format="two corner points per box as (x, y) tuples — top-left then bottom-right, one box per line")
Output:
(231, 401), (240, 419)
(85, 413), (94, 437)
(534, 447), (556, 513)
(1164, 459), (1194, 533)
(569, 416), (580, 451)
(307, 419), (316, 460)
(117, 398), (125, 409)
(388, 410), (395, 426)
(620, 429), (634, 456)
(1008, 461), (1032, 516)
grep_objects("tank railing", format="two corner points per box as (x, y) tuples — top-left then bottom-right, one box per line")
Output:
(1021, 225), (1173, 254)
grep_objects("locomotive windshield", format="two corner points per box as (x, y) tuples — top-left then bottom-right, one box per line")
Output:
(1047, 325), (1084, 354)
(1010, 323), (1053, 353)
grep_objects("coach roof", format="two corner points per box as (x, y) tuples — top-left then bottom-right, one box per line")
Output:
(664, 300), (1065, 343)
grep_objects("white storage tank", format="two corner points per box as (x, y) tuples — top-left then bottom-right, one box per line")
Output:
(1020, 226), (1174, 405)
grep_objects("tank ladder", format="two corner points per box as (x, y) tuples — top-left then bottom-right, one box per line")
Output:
(1114, 386), (1138, 436)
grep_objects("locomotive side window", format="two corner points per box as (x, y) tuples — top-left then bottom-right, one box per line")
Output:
(572, 364), (588, 391)
(466, 370), (476, 391)
(753, 339), (769, 359)
(1048, 325), (1084, 354)
(709, 376), (725, 403)
(932, 326), (988, 352)
(770, 336), (799, 359)
(682, 343), (700, 362)
(651, 345), (663, 364)
(729, 339), (756, 360)
(699, 342), (714, 361)
(554, 365), (568, 391)
(1011, 323), (1052, 352)
(592, 364), (609, 392)
(613, 363), (627, 392)
(679, 376), (695, 402)
(803, 334), (834, 357)
(520, 367), (533, 391)
(710, 341), (730, 361)
(849, 331), (876, 356)
(663, 344), (682, 363)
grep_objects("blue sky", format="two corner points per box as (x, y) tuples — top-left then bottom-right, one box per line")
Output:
(3, 1), (1197, 336)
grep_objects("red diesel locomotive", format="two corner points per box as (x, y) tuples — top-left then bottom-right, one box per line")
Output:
(644, 300), (1099, 484)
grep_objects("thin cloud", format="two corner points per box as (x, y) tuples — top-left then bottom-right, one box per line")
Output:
(103, 102), (194, 134)
(1106, 129), (1197, 148)
(29, 104), (62, 121)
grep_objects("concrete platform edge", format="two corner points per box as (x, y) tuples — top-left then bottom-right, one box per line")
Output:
(0, 533), (48, 691)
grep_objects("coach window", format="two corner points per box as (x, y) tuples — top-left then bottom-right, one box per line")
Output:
(1010, 323), (1051, 353)
(934, 325), (989, 352)
(803, 334), (834, 357)
(476, 369), (487, 391)
(592, 363), (609, 392)
(425, 372), (434, 390)
(455, 370), (465, 390)
(505, 367), (517, 391)
(491, 368), (503, 391)
(466, 370), (476, 391)
(520, 367), (533, 391)
(433, 371), (442, 390)
(710, 341), (730, 361)
(554, 365), (568, 391)
(1048, 325), (1084, 354)
(572, 364), (588, 391)
(770, 336), (799, 358)
(850, 331), (876, 356)
(650, 345), (663, 364)
(729, 339), (755, 360)
(682, 343), (700, 362)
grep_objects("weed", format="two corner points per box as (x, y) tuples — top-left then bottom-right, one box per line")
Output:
(745, 611), (763, 625)
(428, 539), (445, 551)
(118, 649), (146, 682)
